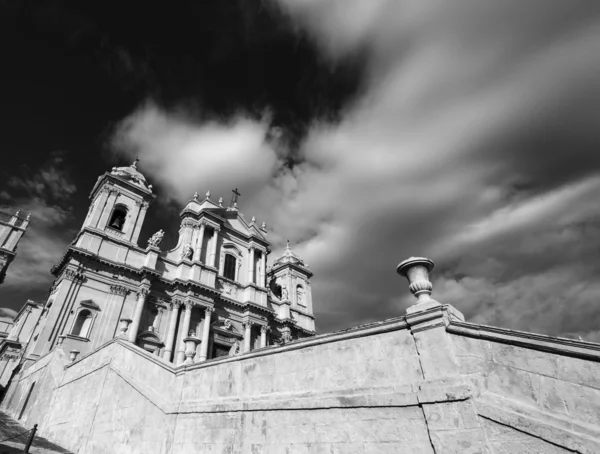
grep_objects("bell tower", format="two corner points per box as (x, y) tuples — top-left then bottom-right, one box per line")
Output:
(268, 241), (315, 335)
(82, 159), (155, 245)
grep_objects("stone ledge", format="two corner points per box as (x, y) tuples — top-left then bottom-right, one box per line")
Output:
(476, 393), (600, 454)
(448, 321), (600, 361)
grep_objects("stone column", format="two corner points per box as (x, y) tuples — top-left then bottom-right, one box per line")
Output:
(176, 301), (194, 365)
(198, 307), (214, 362)
(193, 223), (206, 262)
(10, 306), (32, 341)
(260, 325), (270, 348)
(208, 227), (220, 268)
(243, 321), (253, 353)
(163, 300), (182, 362)
(248, 246), (255, 284)
(127, 287), (150, 343)
(260, 252), (266, 287)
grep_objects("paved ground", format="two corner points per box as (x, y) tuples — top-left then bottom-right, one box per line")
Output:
(0, 411), (71, 454)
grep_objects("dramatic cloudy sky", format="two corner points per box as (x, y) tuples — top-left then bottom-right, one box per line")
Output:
(1, 1), (600, 339)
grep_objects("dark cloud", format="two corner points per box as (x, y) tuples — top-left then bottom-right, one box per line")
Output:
(2, 1), (600, 341)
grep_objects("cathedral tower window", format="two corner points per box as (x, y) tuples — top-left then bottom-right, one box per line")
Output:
(223, 254), (237, 281)
(71, 309), (93, 338)
(108, 205), (127, 231)
(296, 285), (306, 306)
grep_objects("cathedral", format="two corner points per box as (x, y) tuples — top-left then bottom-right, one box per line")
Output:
(25, 160), (316, 366)
(1, 161), (598, 454)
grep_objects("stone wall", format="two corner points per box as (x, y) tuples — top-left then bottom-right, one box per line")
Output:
(2, 304), (599, 453)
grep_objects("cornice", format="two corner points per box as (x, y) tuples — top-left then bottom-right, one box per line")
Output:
(447, 319), (600, 361)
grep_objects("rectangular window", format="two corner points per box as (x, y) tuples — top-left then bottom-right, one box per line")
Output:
(224, 254), (236, 281)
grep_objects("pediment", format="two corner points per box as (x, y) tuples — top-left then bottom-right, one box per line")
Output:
(80, 300), (101, 311)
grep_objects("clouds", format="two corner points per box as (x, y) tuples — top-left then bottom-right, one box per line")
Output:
(110, 101), (282, 207)
(0, 307), (17, 321)
(110, 1), (600, 338)
(0, 153), (76, 291)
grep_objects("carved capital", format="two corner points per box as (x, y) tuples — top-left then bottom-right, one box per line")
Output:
(137, 288), (150, 299)
(64, 269), (87, 283)
(184, 300), (195, 310)
(110, 285), (129, 296)
(204, 307), (215, 316)
(260, 325), (271, 334)
(170, 299), (183, 310)
(242, 321), (253, 330)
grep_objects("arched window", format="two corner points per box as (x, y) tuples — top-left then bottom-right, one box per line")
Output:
(296, 285), (305, 306)
(223, 254), (237, 281)
(108, 205), (127, 231)
(71, 310), (92, 338)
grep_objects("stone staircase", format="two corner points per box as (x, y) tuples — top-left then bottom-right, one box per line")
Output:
(0, 411), (71, 454)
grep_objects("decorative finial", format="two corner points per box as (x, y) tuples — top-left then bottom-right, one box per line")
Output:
(251, 216), (256, 223)
(286, 240), (290, 249)
(15, 210), (20, 217)
(206, 190), (211, 199)
(148, 184), (153, 191)
(132, 157), (139, 169)
(218, 197), (223, 207)
(397, 257), (440, 312)
(193, 192), (199, 201)
(26, 213), (31, 221)
(261, 222), (267, 230)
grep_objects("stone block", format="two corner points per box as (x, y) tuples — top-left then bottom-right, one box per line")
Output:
(429, 429), (492, 454)
(556, 355), (600, 390)
(423, 401), (481, 431)
(539, 375), (600, 426)
(486, 362), (540, 408)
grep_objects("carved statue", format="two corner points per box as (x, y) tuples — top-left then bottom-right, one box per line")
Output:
(228, 340), (240, 356)
(281, 286), (288, 301)
(181, 244), (193, 260)
(147, 229), (165, 248)
(297, 287), (304, 305)
(224, 319), (232, 330)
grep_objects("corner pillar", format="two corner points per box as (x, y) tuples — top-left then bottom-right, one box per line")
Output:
(128, 286), (150, 343)
(208, 227), (220, 268)
(397, 256), (492, 454)
(193, 223), (206, 262)
(198, 307), (214, 362)
(163, 300), (182, 362)
(176, 301), (194, 365)
(248, 246), (255, 284)
(243, 321), (253, 353)
(260, 325), (270, 348)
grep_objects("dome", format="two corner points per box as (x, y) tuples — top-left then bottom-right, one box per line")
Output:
(110, 159), (152, 191)
(272, 241), (308, 268)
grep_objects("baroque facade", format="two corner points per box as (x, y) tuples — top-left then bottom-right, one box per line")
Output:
(24, 160), (315, 367)
(0, 209), (30, 284)
(1, 164), (599, 453)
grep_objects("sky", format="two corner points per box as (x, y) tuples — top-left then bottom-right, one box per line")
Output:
(1, 1), (600, 340)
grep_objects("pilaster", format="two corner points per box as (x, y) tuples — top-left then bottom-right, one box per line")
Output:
(398, 256), (492, 454)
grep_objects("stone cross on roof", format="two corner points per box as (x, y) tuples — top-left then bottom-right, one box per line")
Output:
(231, 188), (241, 206)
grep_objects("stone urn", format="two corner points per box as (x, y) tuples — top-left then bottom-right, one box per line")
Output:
(183, 337), (201, 365)
(396, 257), (441, 313)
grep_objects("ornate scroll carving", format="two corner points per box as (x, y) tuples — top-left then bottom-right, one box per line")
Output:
(64, 269), (87, 282)
(110, 285), (129, 296)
